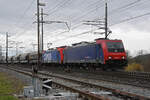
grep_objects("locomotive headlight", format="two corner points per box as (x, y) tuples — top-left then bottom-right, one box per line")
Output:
(108, 56), (112, 59)
(122, 56), (125, 59)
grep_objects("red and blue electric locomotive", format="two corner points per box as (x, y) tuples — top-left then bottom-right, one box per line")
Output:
(42, 38), (127, 70)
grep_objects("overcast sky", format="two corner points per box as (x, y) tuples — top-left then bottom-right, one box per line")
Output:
(0, 0), (150, 56)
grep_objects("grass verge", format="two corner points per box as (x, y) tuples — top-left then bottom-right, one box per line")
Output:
(0, 72), (24, 100)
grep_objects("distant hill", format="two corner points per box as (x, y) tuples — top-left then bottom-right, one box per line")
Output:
(130, 54), (150, 72)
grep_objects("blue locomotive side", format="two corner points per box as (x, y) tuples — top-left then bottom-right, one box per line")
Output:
(42, 50), (60, 63)
(64, 44), (104, 64)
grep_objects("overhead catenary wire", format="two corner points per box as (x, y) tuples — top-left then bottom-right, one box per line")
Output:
(108, 0), (150, 19)
(50, 11), (150, 44)
(6, 0), (150, 50)
(4, 0), (36, 55)
(95, 0), (142, 20)
(13, 16), (36, 39)
(15, 1), (96, 47)
(46, 0), (68, 13)
(43, 2), (102, 39)
(71, 3), (104, 23)
(43, 0), (150, 42)
(43, 1), (122, 41)
(16, 0), (35, 25)
(51, 0), (104, 22)
(45, 1), (105, 38)
(50, 27), (99, 43)
(46, 0), (72, 16)
(109, 0), (141, 15)
(43, 1), (105, 40)
(47, 0), (142, 39)
(8, 0), (35, 33)
(110, 12), (150, 26)
(48, 0), (143, 37)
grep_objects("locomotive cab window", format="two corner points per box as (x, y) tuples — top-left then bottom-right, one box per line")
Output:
(106, 42), (125, 52)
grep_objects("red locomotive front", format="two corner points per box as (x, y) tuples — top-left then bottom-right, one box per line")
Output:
(96, 39), (127, 69)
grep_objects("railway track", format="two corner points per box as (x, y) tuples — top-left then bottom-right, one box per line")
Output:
(88, 70), (150, 80)
(1, 65), (150, 100)
(40, 66), (150, 89)
(75, 69), (150, 89)
(3, 63), (150, 90)
(4, 64), (150, 89)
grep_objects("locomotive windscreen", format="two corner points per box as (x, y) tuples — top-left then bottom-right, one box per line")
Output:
(106, 42), (125, 52)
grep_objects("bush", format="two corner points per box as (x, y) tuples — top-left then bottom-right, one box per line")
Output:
(125, 63), (144, 72)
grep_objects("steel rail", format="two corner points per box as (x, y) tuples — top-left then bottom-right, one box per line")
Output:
(39, 71), (150, 100)
(5, 64), (150, 89)
(4, 65), (150, 100)
(4, 66), (110, 100)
